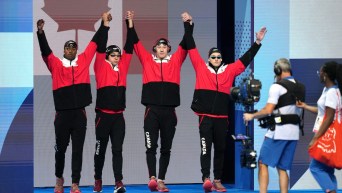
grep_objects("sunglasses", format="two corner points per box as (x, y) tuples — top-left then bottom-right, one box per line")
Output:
(110, 54), (121, 57)
(210, 56), (222, 60)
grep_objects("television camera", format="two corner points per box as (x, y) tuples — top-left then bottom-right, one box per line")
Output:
(230, 77), (262, 169)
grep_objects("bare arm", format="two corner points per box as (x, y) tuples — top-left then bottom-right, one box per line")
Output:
(243, 103), (276, 121)
(296, 100), (318, 114)
(308, 107), (335, 147)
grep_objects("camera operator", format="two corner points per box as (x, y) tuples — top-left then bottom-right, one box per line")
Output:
(181, 12), (267, 192)
(243, 58), (305, 193)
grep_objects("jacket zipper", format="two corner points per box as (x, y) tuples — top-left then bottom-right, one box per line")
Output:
(116, 70), (120, 98)
(160, 60), (164, 104)
(112, 64), (120, 98)
(71, 61), (75, 85)
(71, 60), (76, 107)
(211, 67), (219, 113)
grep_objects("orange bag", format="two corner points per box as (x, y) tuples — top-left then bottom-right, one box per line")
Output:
(308, 91), (342, 169)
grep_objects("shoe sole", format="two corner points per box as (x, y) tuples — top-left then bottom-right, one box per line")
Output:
(114, 187), (126, 193)
(212, 188), (226, 192)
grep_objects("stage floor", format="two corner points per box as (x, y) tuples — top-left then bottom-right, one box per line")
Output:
(34, 183), (333, 193)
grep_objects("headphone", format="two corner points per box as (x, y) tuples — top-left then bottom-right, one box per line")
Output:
(152, 38), (171, 53)
(274, 64), (282, 76)
(106, 45), (121, 59)
(274, 62), (293, 76)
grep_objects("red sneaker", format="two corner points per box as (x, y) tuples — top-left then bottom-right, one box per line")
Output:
(70, 183), (82, 193)
(93, 179), (102, 192)
(212, 179), (226, 192)
(157, 180), (169, 192)
(114, 180), (126, 193)
(148, 176), (158, 192)
(203, 178), (212, 192)
(54, 177), (64, 193)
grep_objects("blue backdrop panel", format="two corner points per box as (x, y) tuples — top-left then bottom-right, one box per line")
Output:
(0, 89), (33, 193)
(234, 0), (254, 189)
(0, 0), (32, 32)
(289, 58), (342, 187)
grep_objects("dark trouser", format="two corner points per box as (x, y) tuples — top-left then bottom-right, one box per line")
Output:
(199, 115), (228, 181)
(144, 106), (177, 180)
(94, 111), (125, 182)
(54, 108), (87, 184)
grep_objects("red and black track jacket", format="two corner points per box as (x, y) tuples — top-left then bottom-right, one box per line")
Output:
(94, 20), (134, 112)
(37, 23), (109, 111)
(184, 22), (261, 116)
(131, 23), (192, 107)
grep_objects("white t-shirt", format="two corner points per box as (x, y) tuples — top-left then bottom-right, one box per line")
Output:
(264, 79), (303, 140)
(313, 86), (342, 132)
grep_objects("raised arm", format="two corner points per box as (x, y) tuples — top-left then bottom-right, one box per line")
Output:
(131, 12), (152, 66)
(239, 27), (267, 67)
(92, 12), (111, 51)
(82, 12), (111, 65)
(118, 10), (135, 73)
(181, 12), (205, 70)
(36, 19), (52, 57)
(181, 12), (194, 50)
(124, 11), (135, 54)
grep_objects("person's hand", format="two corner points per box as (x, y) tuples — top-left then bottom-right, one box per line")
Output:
(243, 113), (254, 125)
(181, 12), (192, 23)
(255, 26), (267, 44)
(102, 12), (111, 27)
(308, 138), (317, 149)
(102, 12), (112, 22)
(243, 113), (254, 122)
(37, 19), (45, 31)
(296, 100), (306, 108)
(126, 11), (134, 20)
(107, 13), (112, 22)
(126, 11), (134, 28)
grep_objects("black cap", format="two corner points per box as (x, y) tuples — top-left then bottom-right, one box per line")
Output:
(106, 45), (121, 59)
(155, 38), (170, 46)
(64, 40), (77, 49)
(106, 45), (121, 55)
(208, 47), (221, 58)
(152, 38), (171, 52)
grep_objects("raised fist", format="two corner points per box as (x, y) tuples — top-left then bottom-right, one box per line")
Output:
(181, 12), (192, 22)
(126, 11), (134, 20)
(37, 19), (45, 31)
(107, 13), (112, 22)
(102, 12), (111, 22)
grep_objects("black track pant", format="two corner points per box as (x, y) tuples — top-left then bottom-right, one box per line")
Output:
(94, 111), (125, 182)
(54, 108), (87, 184)
(144, 106), (177, 180)
(199, 115), (228, 181)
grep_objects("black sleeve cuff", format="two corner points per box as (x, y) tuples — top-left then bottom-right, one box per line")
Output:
(92, 22), (109, 44)
(128, 27), (139, 44)
(239, 42), (261, 67)
(183, 22), (196, 50)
